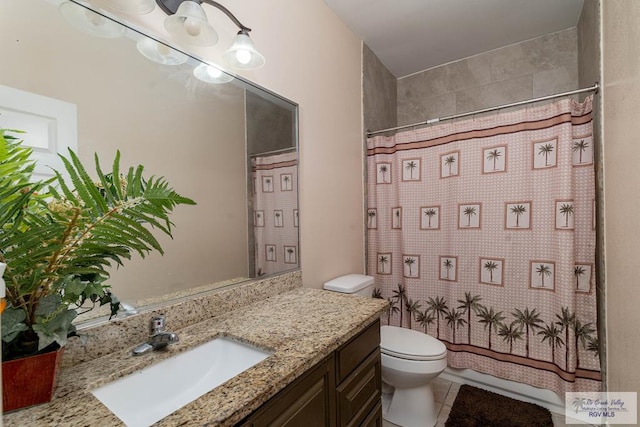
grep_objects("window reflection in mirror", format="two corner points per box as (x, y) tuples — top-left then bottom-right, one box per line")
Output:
(0, 0), (299, 323)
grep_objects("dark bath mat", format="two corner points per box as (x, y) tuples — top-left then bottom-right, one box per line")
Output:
(445, 384), (553, 427)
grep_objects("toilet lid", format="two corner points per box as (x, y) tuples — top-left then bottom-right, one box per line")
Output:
(380, 326), (447, 361)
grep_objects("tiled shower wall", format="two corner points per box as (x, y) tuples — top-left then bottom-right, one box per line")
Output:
(577, 0), (600, 93)
(396, 28), (579, 125)
(363, 28), (582, 133)
(363, 44), (397, 133)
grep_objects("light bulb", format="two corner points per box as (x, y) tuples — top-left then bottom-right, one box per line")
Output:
(235, 50), (252, 65)
(183, 17), (202, 37)
(206, 66), (223, 78)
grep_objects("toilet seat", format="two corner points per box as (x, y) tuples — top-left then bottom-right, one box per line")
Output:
(381, 326), (447, 361)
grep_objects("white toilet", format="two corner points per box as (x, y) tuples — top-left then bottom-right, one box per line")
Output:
(324, 274), (448, 427)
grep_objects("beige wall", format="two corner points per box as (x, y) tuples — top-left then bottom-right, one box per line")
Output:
(602, 0), (640, 415)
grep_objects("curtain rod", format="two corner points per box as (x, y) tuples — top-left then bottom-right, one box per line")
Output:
(366, 82), (599, 137)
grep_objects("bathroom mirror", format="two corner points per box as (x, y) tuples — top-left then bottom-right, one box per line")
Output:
(0, 0), (299, 321)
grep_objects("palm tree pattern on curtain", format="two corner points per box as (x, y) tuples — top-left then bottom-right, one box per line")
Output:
(252, 152), (298, 275)
(366, 96), (599, 395)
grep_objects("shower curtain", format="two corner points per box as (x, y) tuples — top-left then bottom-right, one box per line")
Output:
(251, 151), (298, 276)
(367, 96), (600, 395)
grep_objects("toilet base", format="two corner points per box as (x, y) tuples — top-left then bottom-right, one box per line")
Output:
(383, 382), (437, 427)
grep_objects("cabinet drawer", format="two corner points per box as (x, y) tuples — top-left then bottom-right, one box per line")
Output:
(336, 349), (381, 427)
(360, 401), (382, 427)
(336, 319), (380, 383)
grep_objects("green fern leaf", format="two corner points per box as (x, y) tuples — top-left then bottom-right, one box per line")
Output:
(111, 150), (123, 200)
(59, 154), (101, 215)
(67, 149), (109, 214)
(93, 153), (116, 206)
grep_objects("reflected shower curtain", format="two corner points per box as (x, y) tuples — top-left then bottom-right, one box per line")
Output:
(367, 96), (600, 394)
(251, 151), (298, 276)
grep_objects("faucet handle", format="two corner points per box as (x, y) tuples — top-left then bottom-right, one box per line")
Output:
(149, 315), (166, 336)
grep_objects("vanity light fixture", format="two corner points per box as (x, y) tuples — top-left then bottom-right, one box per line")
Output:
(58, 1), (126, 38)
(157, 0), (265, 70)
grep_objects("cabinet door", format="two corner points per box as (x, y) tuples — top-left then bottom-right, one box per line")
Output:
(336, 350), (381, 427)
(240, 355), (336, 427)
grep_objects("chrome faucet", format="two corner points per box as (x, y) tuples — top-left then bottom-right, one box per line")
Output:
(132, 315), (179, 356)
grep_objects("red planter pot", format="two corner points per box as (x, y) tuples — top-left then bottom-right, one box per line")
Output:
(2, 347), (64, 413)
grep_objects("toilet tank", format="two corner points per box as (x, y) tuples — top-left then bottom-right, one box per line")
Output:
(323, 274), (375, 297)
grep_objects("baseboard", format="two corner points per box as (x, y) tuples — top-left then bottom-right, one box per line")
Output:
(440, 367), (566, 415)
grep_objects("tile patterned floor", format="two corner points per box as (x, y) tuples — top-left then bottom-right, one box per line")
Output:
(381, 378), (590, 427)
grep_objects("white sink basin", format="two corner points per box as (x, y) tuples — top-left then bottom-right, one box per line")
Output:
(92, 336), (272, 427)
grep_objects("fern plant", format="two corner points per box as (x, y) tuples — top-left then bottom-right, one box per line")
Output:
(0, 129), (195, 361)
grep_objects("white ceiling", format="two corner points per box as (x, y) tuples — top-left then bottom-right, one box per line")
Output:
(323, 0), (585, 78)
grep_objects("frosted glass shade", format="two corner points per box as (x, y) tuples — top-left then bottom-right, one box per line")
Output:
(223, 31), (265, 70)
(164, 1), (218, 46)
(93, 0), (155, 15)
(136, 37), (188, 65)
(58, 1), (125, 38)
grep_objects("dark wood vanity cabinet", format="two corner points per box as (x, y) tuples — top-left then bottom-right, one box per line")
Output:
(239, 355), (336, 427)
(238, 319), (382, 427)
(335, 319), (382, 427)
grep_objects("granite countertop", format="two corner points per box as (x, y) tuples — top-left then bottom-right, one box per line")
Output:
(4, 288), (388, 426)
